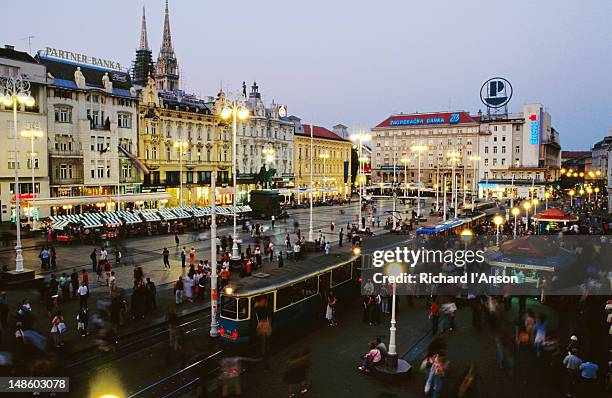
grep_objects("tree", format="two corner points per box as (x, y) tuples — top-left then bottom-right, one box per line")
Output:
(350, 147), (359, 193)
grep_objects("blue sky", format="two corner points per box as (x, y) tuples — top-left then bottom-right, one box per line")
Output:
(3, 0), (610, 149)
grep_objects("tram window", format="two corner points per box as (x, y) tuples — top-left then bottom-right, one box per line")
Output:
(276, 277), (318, 310)
(276, 286), (293, 310)
(221, 296), (237, 319)
(332, 262), (352, 286)
(238, 298), (249, 320)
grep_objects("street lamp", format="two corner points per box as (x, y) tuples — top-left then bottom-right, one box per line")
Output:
(400, 157), (410, 198)
(568, 189), (575, 207)
(262, 147), (275, 189)
(586, 186), (592, 202)
(594, 187), (600, 202)
(532, 198), (540, 216)
(385, 262), (404, 370)
(468, 156), (480, 210)
(20, 128), (44, 229)
(173, 140), (188, 207)
(511, 207), (520, 238)
(350, 132), (371, 231)
(493, 215), (504, 246)
(1, 76), (36, 273)
(544, 191), (551, 210)
(220, 97), (249, 260)
(411, 145), (427, 218)
(523, 201), (531, 232)
(446, 151), (460, 218)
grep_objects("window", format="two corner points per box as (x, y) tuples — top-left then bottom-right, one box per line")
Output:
(276, 277), (318, 310)
(54, 107), (72, 123)
(97, 161), (104, 178)
(484, 147), (489, 154)
(8, 151), (19, 169)
(493, 146), (498, 154)
(515, 146), (520, 154)
(220, 296), (237, 319)
(332, 262), (352, 286)
(27, 158), (39, 169)
(501, 158), (506, 166)
(152, 146), (158, 160)
(501, 146), (506, 154)
(197, 127), (202, 140)
(206, 149), (211, 162)
(494, 136), (498, 142)
(96, 137), (105, 152)
(494, 126), (498, 131)
(166, 147), (171, 160)
(118, 113), (132, 128)
(502, 136), (506, 142)
(484, 159), (489, 166)
(493, 159), (497, 166)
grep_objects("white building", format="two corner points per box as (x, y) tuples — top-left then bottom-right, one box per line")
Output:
(0, 45), (50, 223)
(477, 104), (561, 199)
(236, 81), (294, 200)
(36, 50), (141, 215)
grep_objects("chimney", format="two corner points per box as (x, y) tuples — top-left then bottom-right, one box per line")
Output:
(4, 45), (15, 50)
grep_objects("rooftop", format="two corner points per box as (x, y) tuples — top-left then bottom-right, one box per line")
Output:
(0, 45), (37, 64)
(297, 124), (350, 142)
(374, 111), (478, 128)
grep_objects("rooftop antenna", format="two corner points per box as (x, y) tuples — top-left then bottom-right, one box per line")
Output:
(20, 36), (35, 54)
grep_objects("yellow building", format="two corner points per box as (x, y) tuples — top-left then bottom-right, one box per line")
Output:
(138, 76), (232, 207)
(294, 124), (352, 201)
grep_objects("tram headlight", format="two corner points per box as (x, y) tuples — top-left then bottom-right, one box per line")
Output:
(224, 286), (234, 295)
(353, 246), (361, 255)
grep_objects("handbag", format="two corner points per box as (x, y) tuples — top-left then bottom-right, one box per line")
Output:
(325, 304), (333, 321)
(58, 322), (67, 334)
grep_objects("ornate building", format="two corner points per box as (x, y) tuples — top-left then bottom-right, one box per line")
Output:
(131, 7), (155, 87)
(292, 119), (352, 201)
(235, 81), (294, 202)
(134, 2), (231, 207)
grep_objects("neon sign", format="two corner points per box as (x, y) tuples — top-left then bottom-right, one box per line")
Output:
(529, 114), (539, 145)
(389, 115), (456, 126)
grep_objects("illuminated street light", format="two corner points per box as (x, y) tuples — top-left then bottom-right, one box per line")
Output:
(568, 189), (575, 207)
(511, 207), (520, 238)
(350, 132), (371, 230)
(493, 214), (504, 246)
(411, 144), (427, 217)
(20, 128), (44, 229)
(544, 191), (551, 210)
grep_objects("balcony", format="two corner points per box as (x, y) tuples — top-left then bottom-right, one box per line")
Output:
(49, 148), (83, 158)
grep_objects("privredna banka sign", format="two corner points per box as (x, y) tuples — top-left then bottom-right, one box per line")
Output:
(42, 47), (123, 71)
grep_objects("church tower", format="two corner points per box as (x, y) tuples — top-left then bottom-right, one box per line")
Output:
(155, 0), (179, 92)
(131, 6), (155, 87)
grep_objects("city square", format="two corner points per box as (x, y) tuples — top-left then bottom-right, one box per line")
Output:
(0, 1), (610, 397)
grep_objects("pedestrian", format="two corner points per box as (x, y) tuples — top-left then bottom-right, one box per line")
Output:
(70, 269), (79, 299)
(268, 242), (274, 263)
(50, 310), (66, 348)
(271, 214), (275, 228)
(197, 271), (206, 300)
(220, 266), (230, 290)
(78, 281), (88, 309)
(425, 353), (448, 398)
(174, 278), (184, 305)
(293, 242), (300, 261)
(115, 248), (122, 265)
(181, 247), (186, 269)
(189, 247), (196, 267)
(145, 277), (157, 309)
(108, 271), (116, 294)
(81, 269), (89, 287)
(579, 359), (598, 397)
(59, 273), (70, 302)
(285, 234), (291, 249)
(77, 307), (88, 336)
(175, 232), (180, 248)
(358, 340), (382, 372)
(50, 246), (57, 268)
(326, 291), (337, 326)
(90, 248), (97, 273)
(278, 252), (284, 268)
(563, 349), (582, 397)
(339, 228), (344, 247)
(430, 301), (440, 335)
(324, 242), (331, 255)
(163, 247), (170, 269)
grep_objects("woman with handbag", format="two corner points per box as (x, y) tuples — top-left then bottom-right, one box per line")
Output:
(50, 310), (66, 348)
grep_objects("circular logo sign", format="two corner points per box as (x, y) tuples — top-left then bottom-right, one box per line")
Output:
(480, 77), (512, 109)
(278, 105), (287, 118)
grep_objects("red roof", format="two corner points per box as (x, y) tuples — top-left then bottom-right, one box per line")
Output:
(375, 111), (477, 128)
(298, 124), (348, 142)
(533, 207), (578, 222)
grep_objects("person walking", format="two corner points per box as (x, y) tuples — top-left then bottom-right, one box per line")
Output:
(326, 291), (338, 326)
(563, 349), (582, 397)
(189, 247), (196, 267)
(430, 301), (440, 335)
(174, 278), (184, 305)
(70, 269), (79, 299)
(271, 214), (275, 228)
(175, 232), (180, 248)
(285, 234), (291, 250)
(278, 252), (284, 268)
(145, 278), (157, 309)
(90, 248), (98, 274)
(78, 282), (88, 309)
(50, 246), (57, 268)
(339, 228), (344, 247)
(163, 248), (171, 269)
(425, 353), (449, 398)
(77, 307), (88, 337)
(50, 310), (66, 348)
(115, 248), (122, 265)
(108, 271), (116, 294)
(180, 247), (186, 269)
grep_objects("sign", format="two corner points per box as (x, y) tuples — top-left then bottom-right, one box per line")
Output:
(389, 114), (459, 126)
(529, 114), (540, 145)
(449, 113), (460, 123)
(42, 47), (123, 71)
(480, 77), (512, 109)
(278, 105), (287, 118)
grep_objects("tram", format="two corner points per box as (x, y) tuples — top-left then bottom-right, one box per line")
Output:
(462, 200), (496, 213)
(218, 234), (414, 344)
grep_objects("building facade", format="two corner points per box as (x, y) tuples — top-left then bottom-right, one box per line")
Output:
(371, 111), (481, 195)
(0, 45), (50, 222)
(37, 51), (141, 214)
(293, 120), (352, 201)
(235, 82), (294, 201)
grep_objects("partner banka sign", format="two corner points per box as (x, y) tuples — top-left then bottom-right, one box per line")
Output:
(41, 47), (123, 71)
(480, 77), (513, 109)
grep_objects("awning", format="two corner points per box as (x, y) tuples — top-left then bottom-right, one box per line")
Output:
(25, 192), (172, 207)
(140, 210), (161, 222)
(51, 220), (70, 230)
(158, 209), (177, 220)
(172, 207), (192, 219)
(117, 211), (143, 224)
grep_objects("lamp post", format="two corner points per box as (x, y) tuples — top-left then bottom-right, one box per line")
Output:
(350, 132), (370, 231)
(20, 128), (44, 229)
(586, 186), (592, 202)
(594, 187), (600, 202)
(442, 175), (447, 221)
(569, 189), (575, 207)
(309, 124), (314, 241)
(532, 198), (539, 216)
(220, 98), (249, 260)
(523, 201), (531, 232)
(469, 156), (480, 211)
(1, 76), (36, 273)
(262, 146), (275, 189)
(493, 214), (504, 246)
(209, 172), (219, 337)
(392, 133), (397, 230)
(511, 207), (520, 238)
(447, 151), (460, 218)
(400, 157), (410, 199)
(386, 263), (403, 370)
(544, 191), (550, 210)
(411, 145), (427, 218)
(173, 140), (188, 207)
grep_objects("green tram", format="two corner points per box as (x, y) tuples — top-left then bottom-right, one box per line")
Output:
(218, 234), (414, 344)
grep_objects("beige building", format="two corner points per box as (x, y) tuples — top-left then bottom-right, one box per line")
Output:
(292, 120), (352, 201)
(0, 45), (50, 223)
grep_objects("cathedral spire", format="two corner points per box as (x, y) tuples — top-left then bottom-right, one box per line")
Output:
(139, 6), (149, 51)
(161, 0), (173, 53)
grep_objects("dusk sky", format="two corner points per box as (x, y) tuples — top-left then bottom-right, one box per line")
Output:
(2, 0), (610, 149)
